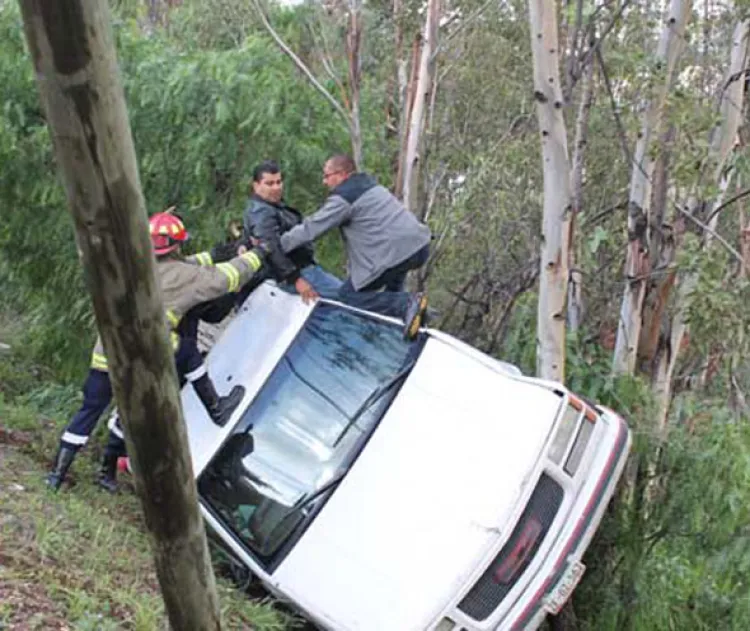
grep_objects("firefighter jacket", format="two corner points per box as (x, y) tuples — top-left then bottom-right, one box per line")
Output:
(90, 248), (264, 372)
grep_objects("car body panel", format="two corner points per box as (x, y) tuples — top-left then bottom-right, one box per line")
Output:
(181, 281), (632, 631)
(272, 337), (563, 630)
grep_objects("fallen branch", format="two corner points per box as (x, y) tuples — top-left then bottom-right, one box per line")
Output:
(252, 0), (351, 125)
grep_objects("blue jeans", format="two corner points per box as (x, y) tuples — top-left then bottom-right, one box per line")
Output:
(336, 245), (430, 319)
(280, 264), (343, 300)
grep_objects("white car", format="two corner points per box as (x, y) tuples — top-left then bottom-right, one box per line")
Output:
(183, 282), (632, 631)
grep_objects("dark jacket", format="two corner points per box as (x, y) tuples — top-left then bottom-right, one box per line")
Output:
(243, 195), (315, 283)
(280, 173), (432, 290)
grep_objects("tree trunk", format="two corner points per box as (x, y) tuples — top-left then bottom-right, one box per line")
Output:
(612, 0), (691, 375)
(395, 35), (422, 199)
(528, 0), (573, 381)
(567, 56), (595, 332)
(17, 1), (222, 628)
(401, 0), (440, 213)
(710, 20), (748, 185)
(651, 18), (747, 432)
(346, 0), (364, 169)
(741, 177), (750, 278)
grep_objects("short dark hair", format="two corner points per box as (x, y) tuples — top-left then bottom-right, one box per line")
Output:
(326, 154), (356, 175)
(252, 160), (281, 183)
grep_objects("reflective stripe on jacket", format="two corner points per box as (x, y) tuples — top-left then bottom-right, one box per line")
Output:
(89, 249), (262, 371)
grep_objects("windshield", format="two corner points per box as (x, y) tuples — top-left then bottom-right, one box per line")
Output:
(198, 303), (423, 564)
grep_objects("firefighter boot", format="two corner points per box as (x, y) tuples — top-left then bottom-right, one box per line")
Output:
(46, 446), (78, 491)
(193, 374), (246, 428)
(97, 452), (119, 494)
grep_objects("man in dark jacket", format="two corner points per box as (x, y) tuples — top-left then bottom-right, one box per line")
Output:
(243, 161), (341, 303)
(280, 154), (431, 338)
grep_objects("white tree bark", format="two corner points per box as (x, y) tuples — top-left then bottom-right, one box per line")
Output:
(567, 58), (595, 332)
(612, 0), (691, 375)
(17, 0), (222, 627)
(528, 0), (573, 381)
(401, 0), (440, 213)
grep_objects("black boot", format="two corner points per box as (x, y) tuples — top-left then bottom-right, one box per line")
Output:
(46, 446), (78, 491)
(97, 452), (119, 494)
(403, 292), (428, 340)
(193, 375), (246, 427)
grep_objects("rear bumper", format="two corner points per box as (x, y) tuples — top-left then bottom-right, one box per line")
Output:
(505, 409), (631, 630)
(426, 408), (632, 631)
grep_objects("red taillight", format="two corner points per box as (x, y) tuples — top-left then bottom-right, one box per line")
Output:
(492, 518), (543, 584)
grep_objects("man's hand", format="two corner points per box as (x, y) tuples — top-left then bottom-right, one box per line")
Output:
(295, 277), (319, 304)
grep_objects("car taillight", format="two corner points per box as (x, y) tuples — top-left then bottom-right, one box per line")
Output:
(564, 413), (596, 475)
(458, 474), (564, 620)
(549, 393), (597, 473)
(433, 617), (457, 631)
(492, 517), (543, 584)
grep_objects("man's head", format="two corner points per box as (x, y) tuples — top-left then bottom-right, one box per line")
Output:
(252, 160), (283, 204)
(322, 154), (356, 190)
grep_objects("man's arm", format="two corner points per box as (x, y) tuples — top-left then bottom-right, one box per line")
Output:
(280, 196), (352, 254)
(185, 249), (265, 307)
(253, 209), (301, 282)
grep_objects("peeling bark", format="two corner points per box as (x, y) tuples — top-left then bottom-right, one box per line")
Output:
(528, 0), (573, 381)
(612, 0), (691, 375)
(652, 18), (748, 432)
(17, 1), (221, 628)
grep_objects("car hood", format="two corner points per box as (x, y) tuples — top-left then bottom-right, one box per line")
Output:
(273, 337), (563, 630)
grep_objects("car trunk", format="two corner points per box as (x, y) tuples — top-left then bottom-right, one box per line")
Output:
(273, 337), (563, 631)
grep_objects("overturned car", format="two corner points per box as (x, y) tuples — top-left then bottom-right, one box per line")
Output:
(183, 281), (632, 631)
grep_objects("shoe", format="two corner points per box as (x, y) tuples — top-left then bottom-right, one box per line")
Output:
(193, 374), (246, 428)
(403, 292), (428, 340)
(46, 446), (77, 491)
(97, 453), (119, 494)
(209, 385), (246, 427)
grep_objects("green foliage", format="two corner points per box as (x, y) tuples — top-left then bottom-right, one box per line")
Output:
(2, 1), (750, 629)
(575, 399), (750, 630)
(0, 441), (292, 629)
(0, 1), (392, 378)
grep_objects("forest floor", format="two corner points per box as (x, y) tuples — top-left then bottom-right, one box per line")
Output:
(0, 312), (295, 630)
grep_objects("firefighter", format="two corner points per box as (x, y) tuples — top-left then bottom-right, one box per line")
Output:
(46, 212), (267, 492)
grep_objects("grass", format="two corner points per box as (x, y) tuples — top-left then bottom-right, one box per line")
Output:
(0, 315), (296, 630)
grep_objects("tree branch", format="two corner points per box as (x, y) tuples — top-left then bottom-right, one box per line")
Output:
(595, 46), (632, 167)
(705, 186), (750, 225)
(577, 0), (633, 77)
(673, 200), (745, 264)
(430, 0), (494, 63)
(252, 0), (351, 125)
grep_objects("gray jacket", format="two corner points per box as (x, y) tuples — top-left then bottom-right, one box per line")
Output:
(280, 173), (431, 290)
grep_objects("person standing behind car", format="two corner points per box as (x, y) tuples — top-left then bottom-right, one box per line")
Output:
(279, 154), (431, 339)
(243, 160), (342, 303)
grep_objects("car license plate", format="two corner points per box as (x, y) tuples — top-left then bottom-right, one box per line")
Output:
(543, 560), (586, 615)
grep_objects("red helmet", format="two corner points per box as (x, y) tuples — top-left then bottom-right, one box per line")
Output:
(149, 211), (189, 255)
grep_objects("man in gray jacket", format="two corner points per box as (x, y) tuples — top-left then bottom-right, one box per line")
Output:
(280, 154), (431, 338)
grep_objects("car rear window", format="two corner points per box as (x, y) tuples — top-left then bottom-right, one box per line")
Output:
(198, 303), (422, 565)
